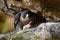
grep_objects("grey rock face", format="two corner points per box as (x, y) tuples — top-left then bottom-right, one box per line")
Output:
(36, 22), (60, 38)
(0, 22), (60, 40)
(21, 22), (60, 40)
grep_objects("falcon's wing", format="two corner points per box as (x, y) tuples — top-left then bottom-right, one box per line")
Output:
(14, 13), (21, 29)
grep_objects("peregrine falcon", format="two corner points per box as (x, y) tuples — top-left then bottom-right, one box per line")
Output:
(14, 9), (46, 30)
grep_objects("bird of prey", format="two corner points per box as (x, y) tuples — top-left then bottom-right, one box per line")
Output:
(14, 9), (46, 30)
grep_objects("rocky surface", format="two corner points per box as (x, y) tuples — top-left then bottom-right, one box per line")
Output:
(0, 22), (60, 40)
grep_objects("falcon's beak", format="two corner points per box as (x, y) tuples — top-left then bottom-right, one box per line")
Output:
(25, 14), (29, 18)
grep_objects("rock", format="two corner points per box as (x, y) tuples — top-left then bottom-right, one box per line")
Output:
(0, 22), (60, 40)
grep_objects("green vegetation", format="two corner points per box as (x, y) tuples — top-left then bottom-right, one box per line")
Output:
(0, 11), (14, 34)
